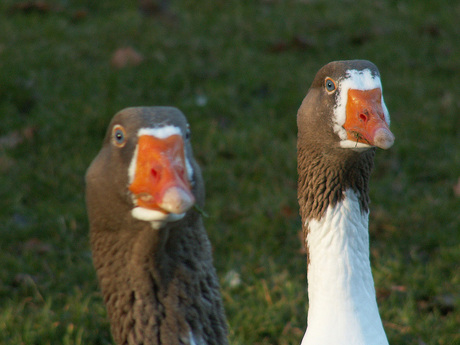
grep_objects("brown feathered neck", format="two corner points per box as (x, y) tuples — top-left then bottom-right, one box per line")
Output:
(89, 209), (228, 345)
(85, 107), (228, 345)
(297, 141), (375, 224)
(296, 93), (376, 240)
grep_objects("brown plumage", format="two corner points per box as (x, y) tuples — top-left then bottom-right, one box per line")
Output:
(86, 107), (228, 345)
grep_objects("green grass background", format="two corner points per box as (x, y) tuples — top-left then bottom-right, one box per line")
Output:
(0, 0), (458, 344)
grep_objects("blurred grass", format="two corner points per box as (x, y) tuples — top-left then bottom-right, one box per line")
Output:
(0, 0), (458, 344)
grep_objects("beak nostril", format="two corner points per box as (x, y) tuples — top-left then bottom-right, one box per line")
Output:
(359, 113), (368, 122)
(151, 168), (159, 180)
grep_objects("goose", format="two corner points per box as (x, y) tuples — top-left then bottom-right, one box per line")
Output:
(85, 107), (228, 345)
(296, 60), (395, 345)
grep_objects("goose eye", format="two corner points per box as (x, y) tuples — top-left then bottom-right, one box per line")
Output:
(185, 124), (191, 140)
(325, 78), (337, 92)
(112, 125), (127, 147)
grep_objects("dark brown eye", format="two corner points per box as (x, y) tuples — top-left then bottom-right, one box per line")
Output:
(112, 125), (126, 147)
(325, 78), (337, 92)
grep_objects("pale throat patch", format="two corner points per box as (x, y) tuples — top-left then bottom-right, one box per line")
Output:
(332, 68), (390, 149)
(131, 208), (185, 229)
(127, 125), (194, 227)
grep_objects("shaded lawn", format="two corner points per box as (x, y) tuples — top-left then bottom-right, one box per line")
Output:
(0, 0), (458, 344)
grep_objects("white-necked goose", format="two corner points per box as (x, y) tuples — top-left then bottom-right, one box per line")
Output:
(85, 107), (228, 345)
(297, 60), (394, 345)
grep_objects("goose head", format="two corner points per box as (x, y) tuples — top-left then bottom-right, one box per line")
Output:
(86, 106), (204, 230)
(297, 60), (394, 153)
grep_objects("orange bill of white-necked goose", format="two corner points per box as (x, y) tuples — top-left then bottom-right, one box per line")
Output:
(85, 107), (228, 345)
(297, 60), (394, 345)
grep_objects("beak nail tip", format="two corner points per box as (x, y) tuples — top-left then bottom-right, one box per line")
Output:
(374, 128), (395, 149)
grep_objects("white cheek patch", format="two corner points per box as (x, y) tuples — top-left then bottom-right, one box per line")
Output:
(381, 95), (390, 125)
(332, 69), (390, 148)
(185, 157), (194, 186)
(128, 144), (139, 184)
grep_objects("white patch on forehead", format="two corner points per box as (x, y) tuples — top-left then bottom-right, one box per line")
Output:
(138, 125), (182, 139)
(342, 69), (381, 90)
(332, 69), (390, 148)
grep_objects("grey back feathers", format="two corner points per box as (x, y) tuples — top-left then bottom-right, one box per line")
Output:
(86, 107), (228, 345)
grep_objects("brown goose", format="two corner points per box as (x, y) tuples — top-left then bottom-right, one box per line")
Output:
(85, 107), (228, 345)
(297, 60), (394, 344)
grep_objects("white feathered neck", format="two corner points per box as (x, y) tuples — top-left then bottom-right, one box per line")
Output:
(301, 189), (388, 345)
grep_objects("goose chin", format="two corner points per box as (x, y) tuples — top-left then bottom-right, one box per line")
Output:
(339, 139), (373, 151)
(131, 207), (185, 228)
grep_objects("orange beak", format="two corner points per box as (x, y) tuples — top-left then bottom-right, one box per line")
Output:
(129, 134), (195, 215)
(344, 88), (395, 149)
